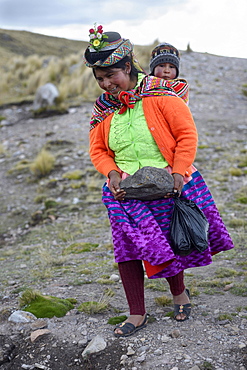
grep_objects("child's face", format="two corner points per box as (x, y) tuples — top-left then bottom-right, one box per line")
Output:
(153, 63), (177, 79)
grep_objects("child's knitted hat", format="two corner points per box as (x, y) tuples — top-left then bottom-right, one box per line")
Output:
(150, 43), (180, 77)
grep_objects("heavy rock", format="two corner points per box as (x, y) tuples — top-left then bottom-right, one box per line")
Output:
(120, 166), (174, 200)
(33, 83), (59, 110)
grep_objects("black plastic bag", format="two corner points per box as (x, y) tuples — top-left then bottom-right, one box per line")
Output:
(170, 196), (209, 256)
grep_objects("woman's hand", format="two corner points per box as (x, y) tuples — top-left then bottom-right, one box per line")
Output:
(108, 170), (126, 201)
(172, 173), (184, 195)
(164, 172), (184, 198)
(172, 173), (184, 193)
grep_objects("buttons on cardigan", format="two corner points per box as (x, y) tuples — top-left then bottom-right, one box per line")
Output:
(150, 127), (155, 131)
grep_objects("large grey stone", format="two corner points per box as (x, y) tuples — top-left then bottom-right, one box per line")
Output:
(8, 310), (37, 323)
(120, 166), (174, 200)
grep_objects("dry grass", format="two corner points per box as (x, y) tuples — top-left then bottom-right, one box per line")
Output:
(77, 293), (111, 314)
(0, 29), (158, 106)
(0, 144), (6, 155)
(19, 288), (41, 307)
(30, 149), (55, 177)
(154, 295), (172, 306)
(38, 246), (67, 267)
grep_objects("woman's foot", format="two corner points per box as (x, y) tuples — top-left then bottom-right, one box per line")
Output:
(173, 288), (191, 321)
(114, 314), (148, 337)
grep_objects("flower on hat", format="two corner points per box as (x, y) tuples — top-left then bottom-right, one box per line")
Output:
(93, 39), (101, 48)
(88, 23), (108, 51)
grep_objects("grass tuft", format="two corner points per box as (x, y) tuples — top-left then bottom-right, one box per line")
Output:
(63, 169), (84, 180)
(78, 294), (110, 314)
(228, 218), (247, 228)
(231, 284), (247, 296)
(217, 313), (233, 321)
(229, 167), (243, 176)
(63, 242), (99, 254)
(214, 267), (238, 278)
(145, 279), (167, 291)
(242, 84), (247, 97)
(108, 315), (127, 325)
(154, 295), (172, 306)
(30, 149), (55, 177)
(19, 288), (41, 306)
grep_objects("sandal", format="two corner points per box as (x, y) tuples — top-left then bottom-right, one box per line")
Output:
(114, 314), (149, 338)
(174, 288), (191, 322)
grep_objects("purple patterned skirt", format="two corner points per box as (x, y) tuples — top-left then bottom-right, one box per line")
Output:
(102, 169), (234, 278)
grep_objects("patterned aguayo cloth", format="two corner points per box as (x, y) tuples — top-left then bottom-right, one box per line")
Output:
(102, 169), (234, 278)
(90, 75), (189, 129)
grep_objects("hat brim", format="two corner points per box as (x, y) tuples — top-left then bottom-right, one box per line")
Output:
(84, 39), (133, 67)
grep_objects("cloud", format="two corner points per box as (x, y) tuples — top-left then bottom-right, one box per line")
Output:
(103, 0), (247, 57)
(1, 0), (82, 26)
(0, 0), (186, 27)
(0, 0), (246, 58)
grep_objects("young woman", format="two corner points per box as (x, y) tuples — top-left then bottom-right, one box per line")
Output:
(84, 25), (234, 337)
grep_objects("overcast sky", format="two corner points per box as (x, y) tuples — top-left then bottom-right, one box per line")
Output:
(1, 0), (247, 58)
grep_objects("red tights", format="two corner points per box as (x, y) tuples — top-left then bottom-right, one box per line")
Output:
(118, 260), (185, 315)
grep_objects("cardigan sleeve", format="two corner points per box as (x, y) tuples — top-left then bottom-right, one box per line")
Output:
(143, 96), (198, 176)
(164, 97), (198, 175)
(89, 116), (120, 178)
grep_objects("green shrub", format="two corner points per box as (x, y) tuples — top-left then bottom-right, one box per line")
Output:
(108, 315), (127, 325)
(20, 289), (75, 318)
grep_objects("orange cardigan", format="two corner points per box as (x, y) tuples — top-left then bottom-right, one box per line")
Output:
(89, 95), (198, 177)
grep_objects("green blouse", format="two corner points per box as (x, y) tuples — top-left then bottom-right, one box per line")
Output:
(108, 98), (169, 176)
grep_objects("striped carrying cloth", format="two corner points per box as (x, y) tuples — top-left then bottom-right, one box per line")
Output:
(102, 167), (234, 278)
(90, 75), (189, 129)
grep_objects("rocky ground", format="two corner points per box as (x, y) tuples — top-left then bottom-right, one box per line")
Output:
(0, 51), (247, 370)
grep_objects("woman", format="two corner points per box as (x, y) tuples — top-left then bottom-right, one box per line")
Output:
(84, 25), (234, 337)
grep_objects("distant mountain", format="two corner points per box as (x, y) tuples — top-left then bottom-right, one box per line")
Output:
(0, 28), (88, 67)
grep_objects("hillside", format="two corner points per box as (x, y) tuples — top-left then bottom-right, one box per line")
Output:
(0, 30), (247, 370)
(0, 29), (157, 106)
(0, 28), (88, 68)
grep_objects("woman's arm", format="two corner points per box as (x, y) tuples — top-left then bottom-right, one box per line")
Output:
(89, 116), (120, 178)
(89, 125), (126, 199)
(164, 97), (198, 174)
(143, 96), (198, 176)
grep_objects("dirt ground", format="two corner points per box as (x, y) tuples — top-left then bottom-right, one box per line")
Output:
(0, 51), (247, 370)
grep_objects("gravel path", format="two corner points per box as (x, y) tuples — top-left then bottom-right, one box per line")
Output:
(0, 51), (247, 370)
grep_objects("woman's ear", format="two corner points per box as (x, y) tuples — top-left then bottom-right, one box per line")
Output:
(125, 62), (131, 74)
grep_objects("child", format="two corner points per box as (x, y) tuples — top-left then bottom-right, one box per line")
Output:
(150, 43), (189, 104)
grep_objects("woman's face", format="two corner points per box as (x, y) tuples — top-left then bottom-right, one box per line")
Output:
(153, 63), (177, 80)
(94, 63), (135, 97)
